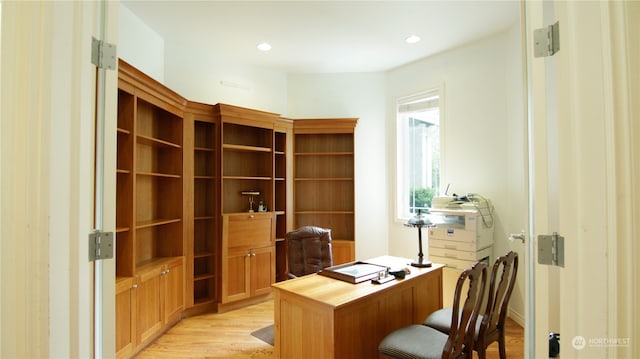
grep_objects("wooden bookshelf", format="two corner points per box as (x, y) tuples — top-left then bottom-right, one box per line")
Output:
(115, 61), (359, 357)
(274, 119), (293, 281)
(185, 101), (219, 312)
(216, 104), (279, 307)
(116, 59), (186, 358)
(293, 119), (358, 265)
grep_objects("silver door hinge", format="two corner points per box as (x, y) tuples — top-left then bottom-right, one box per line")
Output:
(89, 230), (114, 261)
(91, 37), (117, 70)
(534, 21), (560, 58)
(538, 232), (564, 267)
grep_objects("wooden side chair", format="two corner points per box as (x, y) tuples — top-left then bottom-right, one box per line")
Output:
(285, 226), (333, 278)
(378, 260), (487, 359)
(424, 251), (518, 359)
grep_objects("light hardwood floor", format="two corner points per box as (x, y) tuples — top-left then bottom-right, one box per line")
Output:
(135, 299), (524, 359)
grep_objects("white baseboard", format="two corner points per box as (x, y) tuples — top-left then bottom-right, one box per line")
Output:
(508, 307), (525, 327)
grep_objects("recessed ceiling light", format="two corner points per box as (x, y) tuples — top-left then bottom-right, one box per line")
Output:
(257, 42), (272, 52)
(405, 35), (421, 44)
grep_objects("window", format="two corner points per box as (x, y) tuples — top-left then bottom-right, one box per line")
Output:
(396, 89), (441, 220)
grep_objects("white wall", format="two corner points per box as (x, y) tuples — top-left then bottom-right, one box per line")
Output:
(501, 22), (527, 324)
(387, 31), (512, 255)
(119, 3), (164, 83)
(385, 25), (525, 319)
(164, 41), (287, 115)
(287, 73), (388, 260)
(119, 2), (288, 115)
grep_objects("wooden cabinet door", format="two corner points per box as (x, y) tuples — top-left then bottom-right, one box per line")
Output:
(115, 277), (136, 359)
(136, 269), (163, 346)
(163, 258), (184, 325)
(225, 213), (274, 248)
(251, 246), (275, 297)
(221, 250), (251, 303)
(221, 213), (275, 303)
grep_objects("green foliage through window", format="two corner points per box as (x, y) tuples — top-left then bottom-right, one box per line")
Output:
(410, 187), (435, 213)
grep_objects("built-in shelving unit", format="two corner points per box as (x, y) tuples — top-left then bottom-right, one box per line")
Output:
(274, 119), (293, 281)
(115, 87), (136, 358)
(185, 101), (219, 312)
(115, 60), (359, 357)
(134, 96), (184, 266)
(293, 118), (358, 265)
(221, 121), (273, 214)
(116, 59), (186, 358)
(116, 71), (186, 273)
(216, 104), (279, 307)
(116, 89), (135, 278)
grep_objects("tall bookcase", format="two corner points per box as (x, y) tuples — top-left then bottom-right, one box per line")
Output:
(184, 102), (219, 311)
(116, 62), (186, 275)
(116, 87), (135, 277)
(115, 82), (136, 359)
(116, 60), (187, 357)
(115, 61), (359, 357)
(216, 104), (281, 307)
(293, 118), (358, 265)
(274, 119), (293, 281)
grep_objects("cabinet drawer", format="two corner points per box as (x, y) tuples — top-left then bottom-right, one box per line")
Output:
(429, 246), (492, 265)
(429, 247), (491, 261)
(224, 213), (274, 249)
(430, 251), (490, 271)
(428, 227), (476, 243)
(430, 247), (475, 261)
(429, 238), (485, 252)
(429, 255), (475, 271)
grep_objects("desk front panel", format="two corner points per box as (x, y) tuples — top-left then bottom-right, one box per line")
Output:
(273, 259), (443, 359)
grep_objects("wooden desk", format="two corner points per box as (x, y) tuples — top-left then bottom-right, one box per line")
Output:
(272, 256), (443, 359)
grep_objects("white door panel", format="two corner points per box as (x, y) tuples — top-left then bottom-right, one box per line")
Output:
(526, 1), (638, 358)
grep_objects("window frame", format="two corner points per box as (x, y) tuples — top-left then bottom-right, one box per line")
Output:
(394, 85), (445, 222)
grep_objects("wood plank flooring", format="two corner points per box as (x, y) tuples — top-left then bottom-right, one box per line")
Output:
(135, 299), (524, 358)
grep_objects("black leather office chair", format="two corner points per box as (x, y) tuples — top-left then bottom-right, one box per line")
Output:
(424, 251), (518, 359)
(286, 226), (333, 278)
(378, 260), (488, 359)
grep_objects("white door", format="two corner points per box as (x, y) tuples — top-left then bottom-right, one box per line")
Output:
(0, 1), (118, 357)
(526, 1), (638, 358)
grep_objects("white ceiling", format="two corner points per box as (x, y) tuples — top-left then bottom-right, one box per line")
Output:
(122, 1), (520, 74)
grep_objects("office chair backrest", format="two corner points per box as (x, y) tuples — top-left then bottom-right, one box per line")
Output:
(286, 226), (333, 278)
(478, 251), (518, 340)
(443, 260), (487, 359)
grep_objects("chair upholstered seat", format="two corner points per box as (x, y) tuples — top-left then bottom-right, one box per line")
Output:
(422, 251), (518, 359)
(378, 261), (487, 359)
(379, 325), (449, 359)
(423, 307), (455, 334)
(423, 308), (482, 340)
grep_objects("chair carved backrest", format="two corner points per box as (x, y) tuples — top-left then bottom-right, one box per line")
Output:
(477, 251), (518, 341)
(443, 260), (487, 359)
(286, 226), (333, 278)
